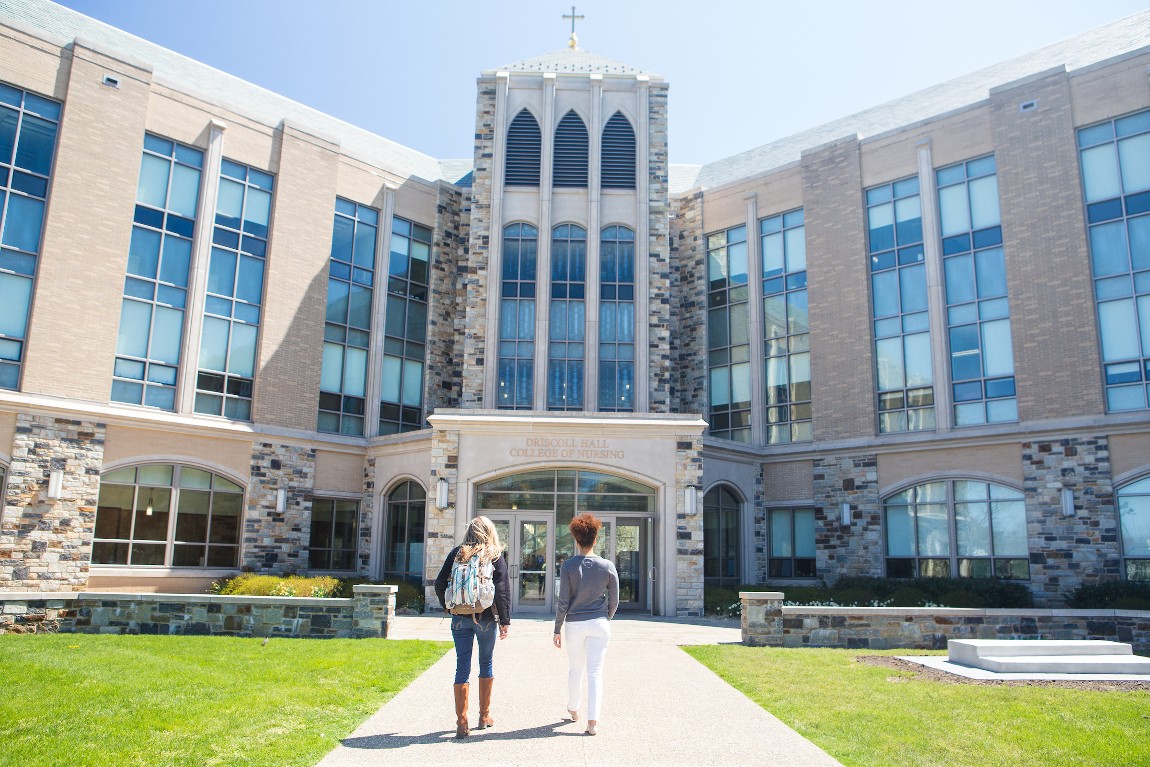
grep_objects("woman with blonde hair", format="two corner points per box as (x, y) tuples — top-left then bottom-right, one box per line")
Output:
(435, 515), (511, 738)
(553, 512), (619, 736)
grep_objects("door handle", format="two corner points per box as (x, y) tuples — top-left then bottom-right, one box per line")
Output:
(510, 564), (519, 579)
(648, 566), (656, 582)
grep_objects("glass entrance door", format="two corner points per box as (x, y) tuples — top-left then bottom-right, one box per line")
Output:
(591, 516), (650, 612)
(489, 515), (554, 614)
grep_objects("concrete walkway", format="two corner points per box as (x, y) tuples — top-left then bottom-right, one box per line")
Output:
(315, 614), (842, 767)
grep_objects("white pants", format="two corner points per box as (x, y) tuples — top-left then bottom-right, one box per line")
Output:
(565, 617), (611, 721)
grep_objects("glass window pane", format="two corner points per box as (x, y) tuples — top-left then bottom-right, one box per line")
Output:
(794, 509), (815, 557)
(2, 194), (45, 252)
(0, 273), (32, 338)
(236, 256), (265, 305)
(938, 184), (970, 237)
(981, 319), (1014, 377)
(903, 333), (934, 387)
(770, 511), (792, 557)
(991, 500), (1028, 556)
(968, 175), (1001, 230)
(955, 502), (991, 556)
(1081, 144), (1121, 202)
(885, 505), (914, 556)
(875, 337), (905, 391)
(169, 163), (201, 219)
(1119, 494), (1150, 557)
(401, 359), (423, 407)
(199, 316), (229, 371)
(320, 342), (343, 392)
(917, 504), (950, 556)
(975, 247), (1008, 298)
(381, 355), (401, 401)
(1118, 133), (1150, 195)
(115, 300), (151, 358)
(899, 264), (927, 312)
(344, 347), (367, 397)
(136, 153), (170, 209)
(785, 227), (806, 272)
(151, 306), (183, 364)
(709, 367), (730, 407)
(1090, 221), (1130, 277)
(15, 115), (57, 176)
(1098, 299), (1139, 362)
(944, 254), (976, 304)
(227, 323), (257, 377)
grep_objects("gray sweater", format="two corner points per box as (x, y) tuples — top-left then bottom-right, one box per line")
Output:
(554, 554), (619, 633)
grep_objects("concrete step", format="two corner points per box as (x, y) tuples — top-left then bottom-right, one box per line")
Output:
(948, 639), (1150, 675)
(972, 654), (1150, 674)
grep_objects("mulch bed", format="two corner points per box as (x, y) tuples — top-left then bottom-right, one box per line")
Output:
(857, 655), (1150, 692)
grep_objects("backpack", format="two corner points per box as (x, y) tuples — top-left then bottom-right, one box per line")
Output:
(445, 553), (496, 616)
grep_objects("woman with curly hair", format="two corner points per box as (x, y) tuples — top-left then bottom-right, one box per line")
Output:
(553, 512), (619, 735)
(435, 515), (511, 738)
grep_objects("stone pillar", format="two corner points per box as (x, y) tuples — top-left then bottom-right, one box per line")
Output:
(1, 415), (105, 591)
(1023, 436), (1119, 604)
(352, 584), (397, 638)
(358, 456), (376, 576)
(424, 427), (460, 609)
(670, 189), (707, 417)
(740, 591), (784, 646)
(426, 182), (466, 414)
(752, 463), (767, 583)
(675, 435), (704, 616)
(242, 443), (316, 574)
(812, 454), (880, 580)
(645, 82), (672, 413)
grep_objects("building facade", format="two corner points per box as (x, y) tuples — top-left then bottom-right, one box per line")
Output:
(0, 1), (1148, 612)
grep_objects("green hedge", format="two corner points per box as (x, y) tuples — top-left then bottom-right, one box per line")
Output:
(209, 574), (425, 611)
(1065, 580), (1150, 609)
(705, 576), (1034, 616)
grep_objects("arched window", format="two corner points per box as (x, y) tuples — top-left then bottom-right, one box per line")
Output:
(505, 109), (541, 187)
(1118, 476), (1150, 581)
(93, 464), (243, 567)
(553, 110), (588, 188)
(384, 481), (426, 584)
(704, 486), (741, 585)
(601, 111), (636, 189)
(599, 225), (635, 411)
(548, 224), (587, 410)
(883, 480), (1028, 579)
(498, 223), (538, 409)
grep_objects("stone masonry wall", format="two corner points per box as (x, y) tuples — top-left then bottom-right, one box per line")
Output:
(669, 189), (706, 416)
(1, 415), (105, 591)
(243, 443), (316, 574)
(812, 454), (881, 581)
(0, 585), (396, 638)
(461, 83), (497, 408)
(676, 434), (704, 616)
(1024, 436), (1121, 604)
(357, 456), (377, 575)
(646, 83), (673, 413)
(752, 463), (767, 583)
(426, 182), (466, 414)
(424, 427), (460, 607)
(741, 594), (1150, 654)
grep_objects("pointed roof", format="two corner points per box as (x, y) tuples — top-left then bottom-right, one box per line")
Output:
(491, 48), (659, 78)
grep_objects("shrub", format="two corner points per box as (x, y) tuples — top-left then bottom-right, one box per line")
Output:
(1066, 580), (1150, 609)
(936, 590), (986, 608)
(212, 574), (340, 598)
(888, 587), (930, 607)
(385, 580), (426, 613)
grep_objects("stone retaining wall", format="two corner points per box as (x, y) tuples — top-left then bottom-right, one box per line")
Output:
(0, 585), (396, 639)
(741, 592), (1150, 654)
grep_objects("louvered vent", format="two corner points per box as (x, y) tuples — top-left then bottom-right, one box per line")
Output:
(553, 110), (588, 188)
(601, 112), (636, 189)
(505, 109), (541, 186)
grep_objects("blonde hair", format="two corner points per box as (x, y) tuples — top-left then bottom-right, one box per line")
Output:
(457, 515), (502, 563)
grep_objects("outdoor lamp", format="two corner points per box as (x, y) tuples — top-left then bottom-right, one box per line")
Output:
(47, 470), (63, 500)
(276, 486), (286, 513)
(685, 486), (698, 517)
(436, 477), (450, 510)
(1061, 487), (1075, 517)
(840, 502), (852, 526)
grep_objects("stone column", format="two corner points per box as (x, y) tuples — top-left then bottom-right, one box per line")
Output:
(812, 454), (880, 580)
(1, 415), (105, 591)
(352, 584), (397, 638)
(424, 426), (460, 609)
(740, 591), (784, 646)
(242, 443), (316, 574)
(675, 434), (704, 616)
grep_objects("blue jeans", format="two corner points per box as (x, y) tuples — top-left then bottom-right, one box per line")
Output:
(450, 615), (497, 684)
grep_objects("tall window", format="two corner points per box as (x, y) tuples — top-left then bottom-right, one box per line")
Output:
(601, 111), (636, 190)
(505, 109), (541, 187)
(320, 199), (377, 436)
(1118, 476), (1150, 581)
(768, 508), (816, 578)
(548, 224), (586, 410)
(703, 486), (741, 585)
(599, 225), (635, 411)
(1077, 109), (1150, 412)
(195, 160), (273, 420)
(762, 209), (810, 444)
(0, 84), (60, 390)
(937, 156), (1017, 426)
(553, 110), (588, 188)
(498, 223), (538, 409)
(384, 481), (426, 584)
(93, 465), (243, 568)
(707, 225), (751, 442)
(380, 217), (430, 434)
(884, 480), (1028, 579)
(309, 498), (358, 571)
(112, 135), (201, 411)
(868, 176), (935, 433)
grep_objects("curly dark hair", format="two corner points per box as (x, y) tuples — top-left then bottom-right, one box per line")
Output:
(569, 513), (602, 549)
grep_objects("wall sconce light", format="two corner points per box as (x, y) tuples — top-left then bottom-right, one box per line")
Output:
(436, 477), (450, 510)
(685, 486), (698, 517)
(47, 470), (63, 500)
(276, 486), (286, 513)
(1061, 487), (1075, 517)
(840, 502), (852, 526)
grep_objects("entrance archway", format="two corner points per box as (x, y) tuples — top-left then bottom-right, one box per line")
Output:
(475, 469), (656, 615)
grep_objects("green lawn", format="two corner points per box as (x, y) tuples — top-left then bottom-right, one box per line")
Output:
(684, 645), (1150, 767)
(0, 634), (450, 767)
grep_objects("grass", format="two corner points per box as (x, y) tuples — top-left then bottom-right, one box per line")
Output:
(684, 645), (1150, 767)
(0, 634), (450, 767)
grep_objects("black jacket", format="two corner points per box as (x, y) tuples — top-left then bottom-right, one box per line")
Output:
(434, 546), (512, 625)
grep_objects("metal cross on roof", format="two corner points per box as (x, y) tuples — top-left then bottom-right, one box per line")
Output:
(563, 6), (584, 49)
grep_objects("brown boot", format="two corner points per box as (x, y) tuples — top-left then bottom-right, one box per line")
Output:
(476, 677), (494, 729)
(453, 683), (469, 738)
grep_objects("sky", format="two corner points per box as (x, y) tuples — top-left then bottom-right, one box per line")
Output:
(51, 0), (1150, 166)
